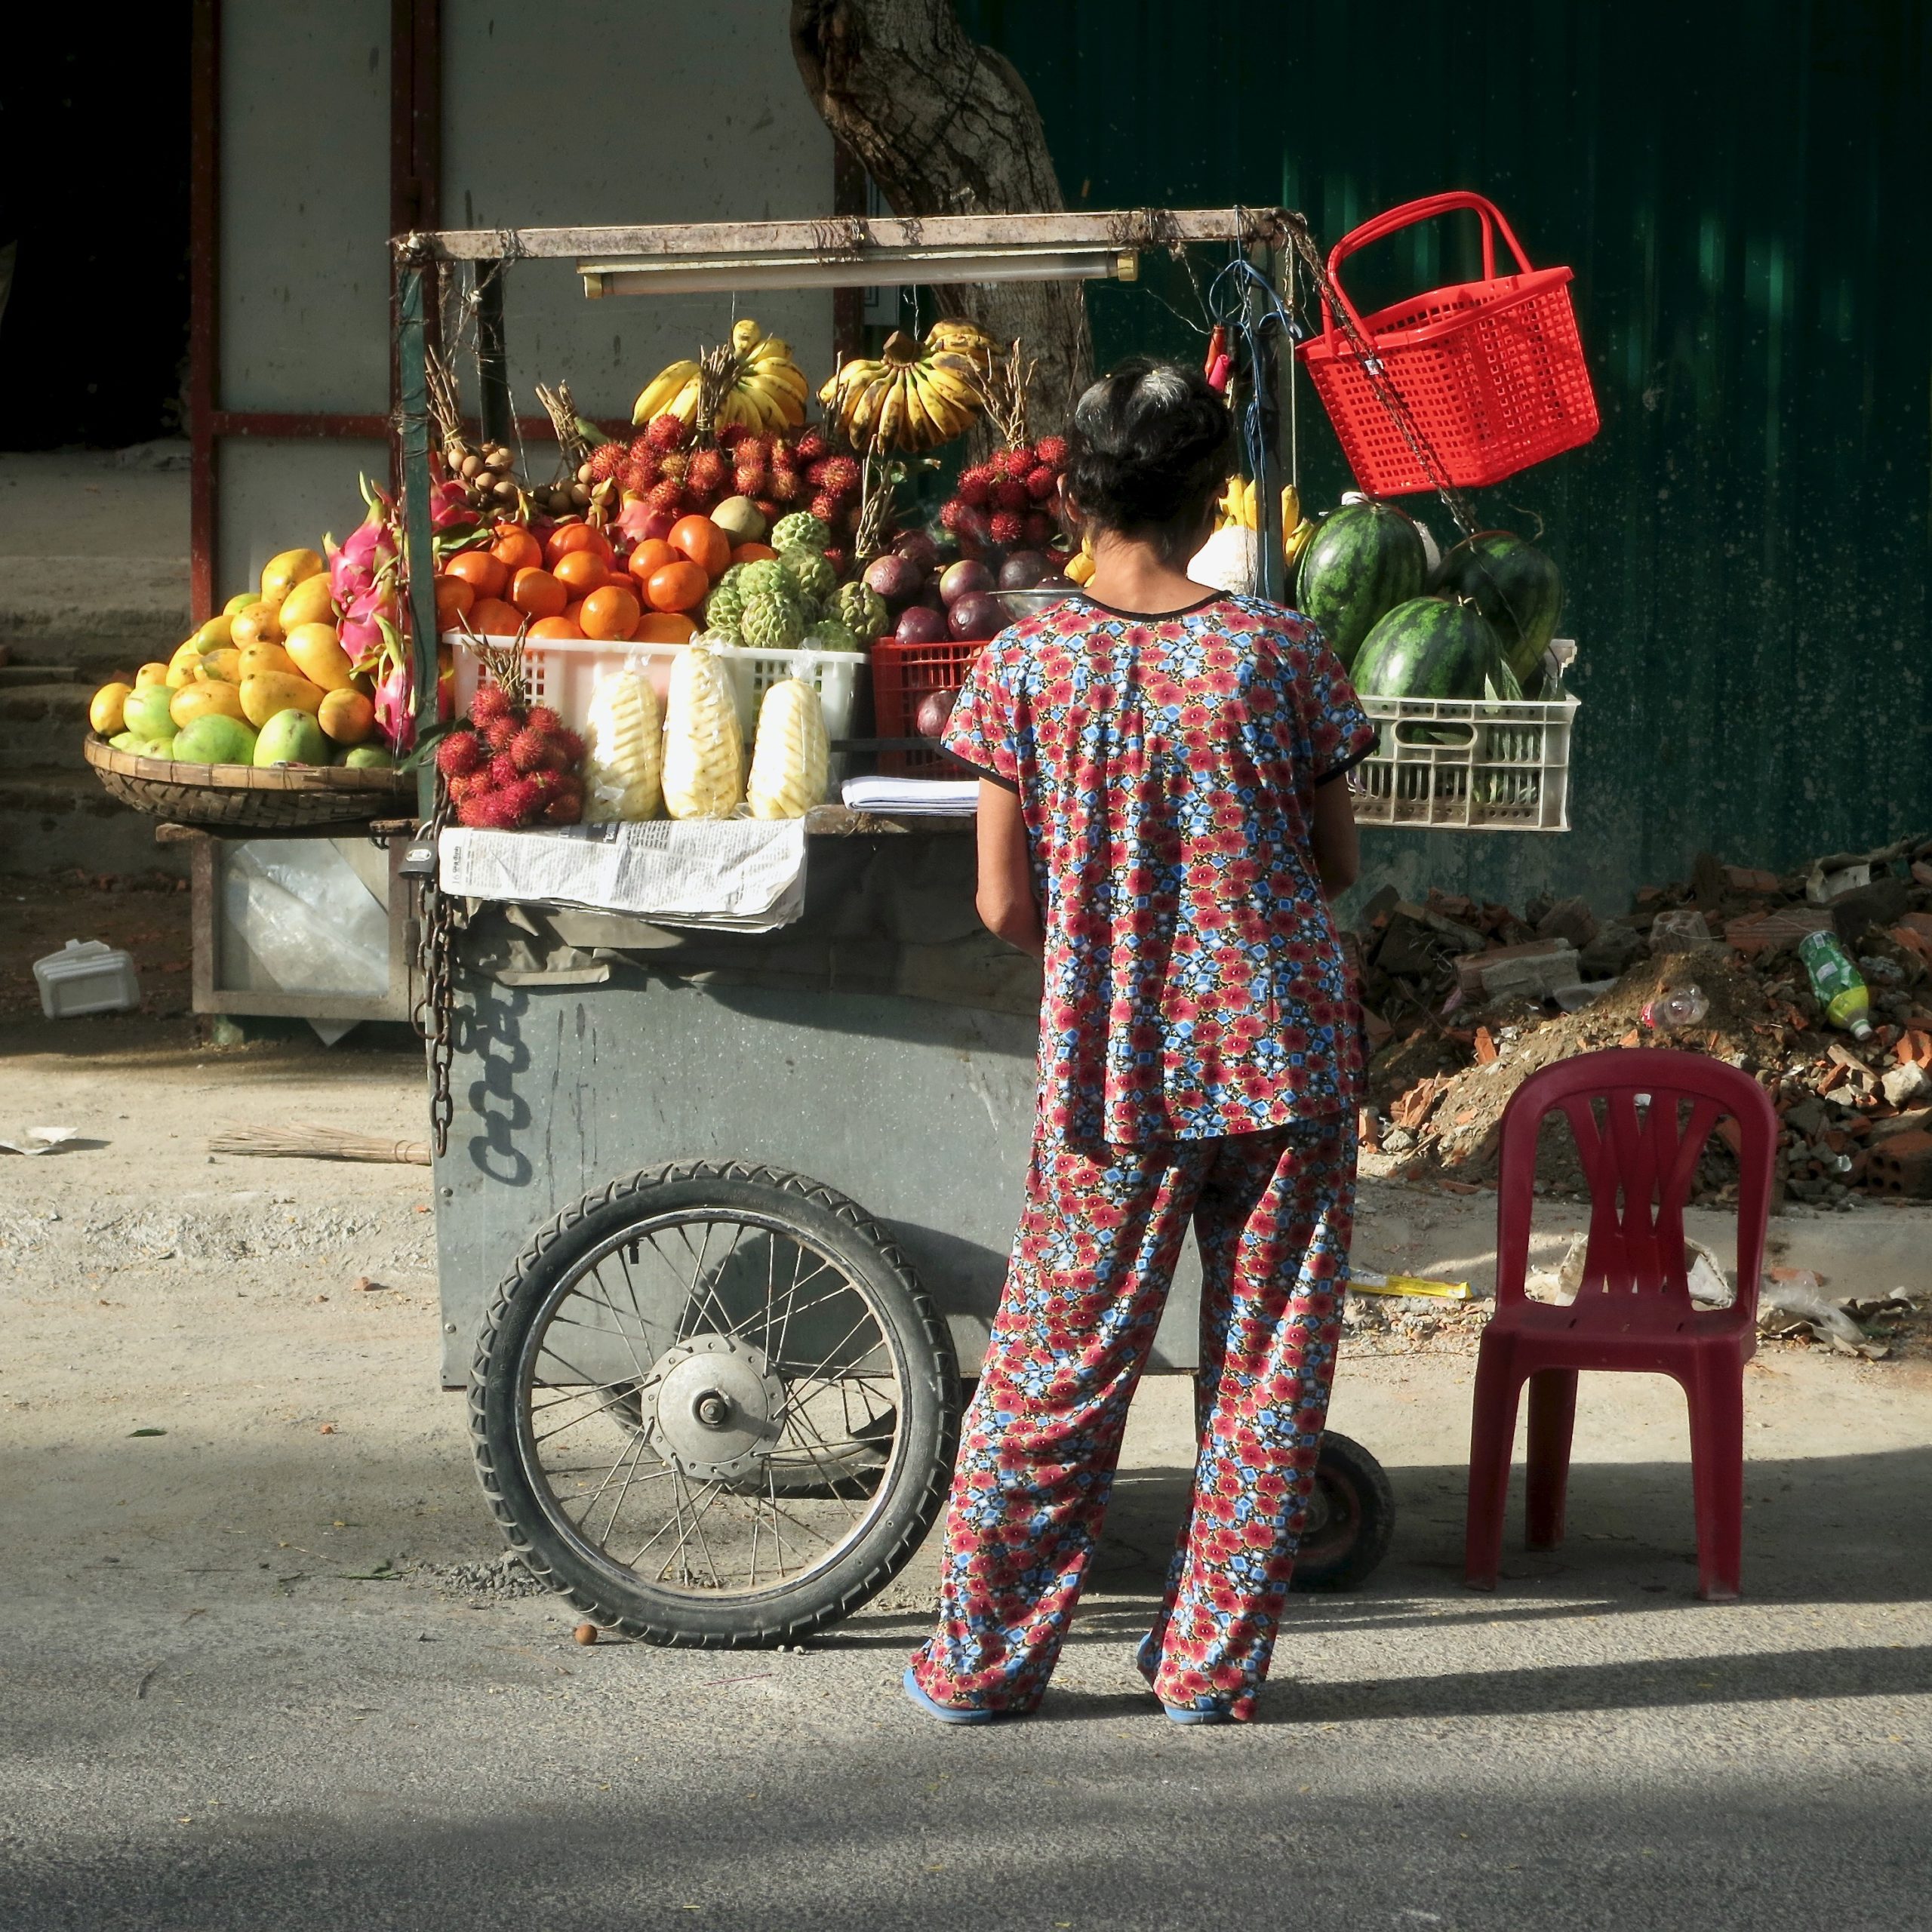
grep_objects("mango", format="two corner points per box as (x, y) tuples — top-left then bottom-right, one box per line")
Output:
(90, 681), (133, 735)
(283, 622), (354, 692)
(276, 573), (336, 630)
(192, 614), (235, 651)
(134, 661), (171, 687)
(171, 680), (248, 729)
(109, 729), (141, 751)
(166, 640), (204, 687)
(317, 686), (375, 745)
(254, 707), (330, 768)
(129, 736), (177, 758)
(230, 602), (284, 648)
(198, 647), (242, 684)
(122, 684), (178, 741)
(261, 547), (325, 606)
(341, 743), (395, 771)
(173, 714), (258, 766)
(237, 641), (299, 681)
(239, 672), (325, 728)
(223, 591), (258, 617)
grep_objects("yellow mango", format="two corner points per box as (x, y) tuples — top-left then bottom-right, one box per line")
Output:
(192, 614), (235, 651)
(198, 647), (242, 684)
(171, 680), (247, 729)
(237, 641), (299, 681)
(165, 640), (204, 687)
(276, 573), (336, 630)
(282, 621), (354, 692)
(134, 661), (171, 687)
(229, 602), (284, 648)
(89, 682), (133, 735)
(317, 686), (375, 745)
(239, 672), (325, 728)
(261, 547), (326, 605)
(223, 591), (257, 617)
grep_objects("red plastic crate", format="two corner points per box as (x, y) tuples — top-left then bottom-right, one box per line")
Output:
(1297, 191), (1599, 496)
(869, 636), (992, 777)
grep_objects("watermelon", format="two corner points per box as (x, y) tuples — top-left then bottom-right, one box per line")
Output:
(1432, 531), (1564, 687)
(1352, 595), (1503, 702)
(1294, 502), (1427, 671)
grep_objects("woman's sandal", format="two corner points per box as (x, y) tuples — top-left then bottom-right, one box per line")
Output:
(1137, 1636), (1234, 1724)
(901, 1666), (1003, 1725)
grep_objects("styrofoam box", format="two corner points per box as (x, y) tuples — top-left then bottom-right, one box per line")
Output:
(1352, 694), (1580, 833)
(33, 939), (141, 1019)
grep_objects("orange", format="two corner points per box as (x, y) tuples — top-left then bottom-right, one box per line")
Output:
(554, 549), (611, 595)
(445, 550), (508, 598)
(625, 539), (678, 587)
(491, 523), (543, 571)
(434, 577), (475, 624)
(645, 560), (709, 614)
(545, 521), (613, 568)
(578, 584), (641, 641)
(528, 616), (585, 640)
(561, 598), (589, 630)
(510, 567), (567, 620)
(730, 541), (777, 565)
(467, 596), (525, 636)
(633, 612), (699, 645)
(669, 515), (731, 580)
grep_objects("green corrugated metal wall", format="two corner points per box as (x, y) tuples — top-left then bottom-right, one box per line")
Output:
(960, 0), (1932, 912)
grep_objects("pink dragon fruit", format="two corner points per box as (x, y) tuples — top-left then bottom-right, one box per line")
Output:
(373, 657), (415, 755)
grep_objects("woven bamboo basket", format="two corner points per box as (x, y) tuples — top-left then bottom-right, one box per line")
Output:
(82, 734), (415, 830)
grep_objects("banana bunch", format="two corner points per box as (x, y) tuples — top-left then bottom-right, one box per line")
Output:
(632, 318), (808, 433)
(1217, 475), (1312, 565)
(818, 320), (992, 453)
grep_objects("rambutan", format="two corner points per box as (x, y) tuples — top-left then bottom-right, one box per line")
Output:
(1026, 465), (1058, 501)
(995, 447), (1035, 478)
(543, 778), (585, 825)
(524, 704), (561, 734)
(718, 423), (754, 451)
(457, 793), (497, 829)
(734, 456), (769, 496)
(766, 468), (801, 503)
(992, 478), (1029, 513)
(445, 773), (476, 805)
(688, 448), (728, 496)
(1033, 435), (1069, 469)
(810, 492), (841, 523)
(989, 510), (1025, 546)
(957, 465), (995, 507)
(1022, 511), (1055, 548)
(752, 497), (781, 523)
(939, 498), (968, 532)
(823, 544), (849, 577)
(489, 750), (520, 786)
(556, 728), (585, 766)
(435, 729), (485, 777)
(586, 443), (626, 482)
(509, 725), (561, 774)
(469, 684), (512, 727)
(805, 457), (832, 488)
(655, 451), (689, 485)
(645, 480), (686, 518)
(794, 426), (829, 462)
(619, 460), (655, 496)
(820, 456), (861, 496)
(645, 414), (689, 453)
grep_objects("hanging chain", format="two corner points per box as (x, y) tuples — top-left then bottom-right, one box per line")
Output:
(1278, 213), (1479, 539)
(411, 789), (457, 1158)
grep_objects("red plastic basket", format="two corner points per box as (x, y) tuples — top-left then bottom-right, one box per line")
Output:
(1297, 192), (1599, 496)
(869, 636), (989, 777)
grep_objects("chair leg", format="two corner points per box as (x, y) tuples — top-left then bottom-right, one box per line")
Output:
(1524, 1369), (1579, 1551)
(1463, 1341), (1522, 1590)
(1686, 1357), (1746, 1602)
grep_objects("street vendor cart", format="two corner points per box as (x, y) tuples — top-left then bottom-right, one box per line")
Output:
(392, 205), (1582, 1648)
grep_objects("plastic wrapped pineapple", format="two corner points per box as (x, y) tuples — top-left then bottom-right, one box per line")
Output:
(746, 676), (829, 819)
(661, 643), (744, 820)
(581, 671), (663, 823)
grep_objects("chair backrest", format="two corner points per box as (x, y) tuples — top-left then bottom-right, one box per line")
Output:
(1493, 1048), (1778, 1315)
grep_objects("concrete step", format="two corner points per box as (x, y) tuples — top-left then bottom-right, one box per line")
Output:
(0, 662), (82, 687)
(0, 767), (187, 878)
(0, 683), (94, 767)
(0, 557), (193, 678)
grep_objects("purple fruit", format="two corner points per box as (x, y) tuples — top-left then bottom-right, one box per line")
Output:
(948, 590), (1008, 641)
(864, 552), (923, 605)
(894, 604), (948, 645)
(939, 559), (995, 606)
(1034, 573), (1075, 590)
(915, 687), (960, 738)
(894, 530), (941, 576)
(997, 550), (1051, 591)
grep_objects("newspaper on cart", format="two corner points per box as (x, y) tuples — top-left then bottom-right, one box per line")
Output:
(438, 820), (807, 931)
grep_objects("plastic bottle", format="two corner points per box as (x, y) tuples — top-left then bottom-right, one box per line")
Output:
(1641, 985), (1709, 1032)
(1795, 929), (1875, 1039)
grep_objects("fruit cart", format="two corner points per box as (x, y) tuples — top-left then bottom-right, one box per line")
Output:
(395, 205), (1573, 1648)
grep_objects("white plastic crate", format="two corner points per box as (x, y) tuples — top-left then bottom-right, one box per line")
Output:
(1352, 694), (1579, 832)
(32, 938), (140, 1018)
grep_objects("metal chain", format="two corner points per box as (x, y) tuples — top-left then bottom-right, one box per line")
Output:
(411, 790), (457, 1158)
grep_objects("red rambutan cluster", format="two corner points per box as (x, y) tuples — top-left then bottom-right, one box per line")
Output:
(938, 435), (1072, 562)
(440, 690), (586, 830)
(645, 415), (689, 454)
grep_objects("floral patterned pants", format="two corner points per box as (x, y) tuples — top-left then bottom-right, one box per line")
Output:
(909, 1113), (1354, 1721)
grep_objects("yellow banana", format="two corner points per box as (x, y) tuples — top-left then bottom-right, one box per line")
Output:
(731, 318), (764, 355)
(906, 368), (948, 448)
(875, 374), (911, 451)
(633, 358), (700, 423)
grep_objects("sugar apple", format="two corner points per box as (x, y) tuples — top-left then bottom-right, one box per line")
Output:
(804, 619), (860, 654)
(703, 575), (749, 638)
(740, 590), (805, 651)
(831, 580), (888, 641)
(771, 512), (829, 554)
(778, 546), (835, 604)
(738, 558), (789, 601)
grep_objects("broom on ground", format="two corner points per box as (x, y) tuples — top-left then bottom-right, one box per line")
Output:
(207, 1124), (431, 1166)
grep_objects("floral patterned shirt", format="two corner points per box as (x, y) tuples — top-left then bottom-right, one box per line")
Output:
(943, 591), (1375, 1146)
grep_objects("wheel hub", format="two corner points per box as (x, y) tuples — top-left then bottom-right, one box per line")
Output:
(643, 1334), (785, 1483)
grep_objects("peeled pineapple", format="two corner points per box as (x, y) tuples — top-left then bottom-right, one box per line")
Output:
(582, 671), (663, 823)
(746, 675), (829, 819)
(661, 643), (744, 820)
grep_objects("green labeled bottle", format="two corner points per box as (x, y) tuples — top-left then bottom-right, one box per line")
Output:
(1796, 929), (1875, 1040)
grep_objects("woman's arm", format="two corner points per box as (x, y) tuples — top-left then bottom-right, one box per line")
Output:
(1310, 774), (1361, 898)
(974, 780), (1044, 956)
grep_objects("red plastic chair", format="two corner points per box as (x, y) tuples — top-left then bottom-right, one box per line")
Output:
(1463, 1049), (1778, 1601)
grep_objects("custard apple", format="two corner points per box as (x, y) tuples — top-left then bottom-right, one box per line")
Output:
(703, 575), (749, 638)
(771, 511), (829, 554)
(804, 619), (860, 654)
(831, 580), (888, 641)
(740, 590), (805, 651)
(778, 546), (835, 604)
(738, 558), (789, 600)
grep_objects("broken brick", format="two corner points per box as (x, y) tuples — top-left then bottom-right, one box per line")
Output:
(1474, 1026), (1499, 1065)
(1865, 1129), (1932, 1198)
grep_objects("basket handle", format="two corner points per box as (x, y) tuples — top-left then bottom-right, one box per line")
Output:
(1314, 192), (1537, 343)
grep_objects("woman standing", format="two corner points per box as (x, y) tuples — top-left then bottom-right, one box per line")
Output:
(905, 358), (1374, 1725)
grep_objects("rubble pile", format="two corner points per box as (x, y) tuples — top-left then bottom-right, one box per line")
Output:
(1356, 835), (1932, 1208)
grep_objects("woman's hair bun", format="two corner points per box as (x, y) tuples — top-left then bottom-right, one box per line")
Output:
(1066, 356), (1233, 558)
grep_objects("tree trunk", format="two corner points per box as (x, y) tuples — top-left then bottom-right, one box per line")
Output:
(790, 0), (1092, 438)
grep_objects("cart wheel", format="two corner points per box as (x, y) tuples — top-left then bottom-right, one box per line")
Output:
(1290, 1431), (1396, 1592)
(470, 1161), (959, 1648)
